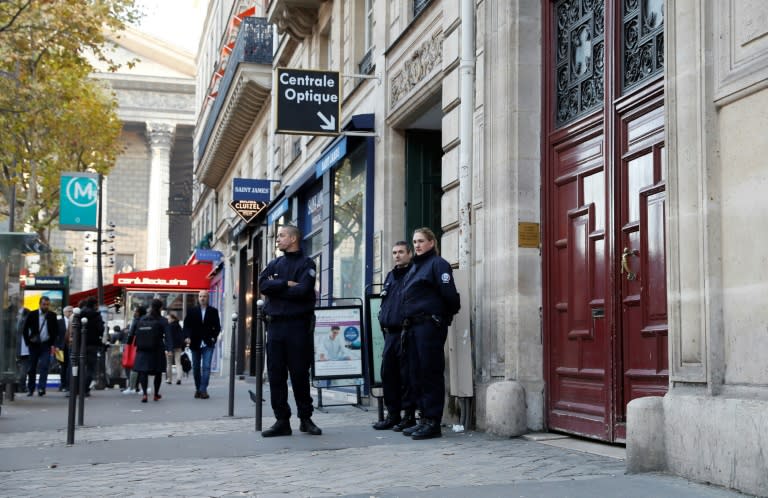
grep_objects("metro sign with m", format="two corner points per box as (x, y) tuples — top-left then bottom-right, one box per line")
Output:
(60, 172), (99, 230)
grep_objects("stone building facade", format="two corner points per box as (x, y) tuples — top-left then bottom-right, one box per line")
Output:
(192, 1), (768, 495)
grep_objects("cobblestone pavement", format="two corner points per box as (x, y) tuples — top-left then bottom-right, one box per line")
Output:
(0, 378), (749, 497)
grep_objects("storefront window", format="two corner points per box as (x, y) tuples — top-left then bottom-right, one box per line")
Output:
(332, 153), (366, 299)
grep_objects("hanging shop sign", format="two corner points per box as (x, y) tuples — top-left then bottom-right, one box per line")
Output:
(229, 178), (271, 224)
(275, 68), (340, 136)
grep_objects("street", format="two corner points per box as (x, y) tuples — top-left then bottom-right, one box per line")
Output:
(0, 375), (749, 498)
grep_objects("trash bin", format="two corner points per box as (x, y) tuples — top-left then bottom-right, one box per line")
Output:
(104, 344), (126, 388)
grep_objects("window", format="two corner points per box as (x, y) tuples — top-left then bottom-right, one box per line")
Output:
(332, 152), (366, 299)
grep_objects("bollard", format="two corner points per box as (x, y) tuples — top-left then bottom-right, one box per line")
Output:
(78, 316), (88, 426)
(66, 308), (81, 445)
(254, 300), (265, 431)
(227, 312), (238, 417)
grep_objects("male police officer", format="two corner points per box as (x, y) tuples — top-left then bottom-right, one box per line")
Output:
(401, 228), (460, 440)
(259, 225), (321, 437)
(374, 241), (416, 431)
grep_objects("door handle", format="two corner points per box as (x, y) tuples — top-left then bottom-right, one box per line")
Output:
(621, 247), (639, 281)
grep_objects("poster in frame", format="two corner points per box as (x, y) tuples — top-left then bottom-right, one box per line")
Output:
(364, 294), (384, 388)
(312, 305), (364, 380)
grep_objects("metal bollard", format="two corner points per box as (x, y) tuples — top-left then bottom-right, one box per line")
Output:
(66, 308), (81, 445)
(253, 300), (265, 431)
(78, 316), (88, 426)
(227, 312), (238, 417)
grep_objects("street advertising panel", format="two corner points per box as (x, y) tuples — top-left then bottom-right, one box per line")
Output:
(312, 305), (363, 379)
(364, 294), (384, 388)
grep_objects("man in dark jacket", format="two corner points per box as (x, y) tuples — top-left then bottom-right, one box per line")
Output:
(81, 296), (105, 396)
(183, 290), (221, 399)
(258, 225), (321, 437)
(374, 241), (415, 431)
(56, 305), (73, 392)
(22, 296), (59, 396)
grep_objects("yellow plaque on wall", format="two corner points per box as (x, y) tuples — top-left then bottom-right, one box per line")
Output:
(518, 222), (540, 248)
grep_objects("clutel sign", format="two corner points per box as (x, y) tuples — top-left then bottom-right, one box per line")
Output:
(229, 178), (271, 224)
(275, 68), (340, 136)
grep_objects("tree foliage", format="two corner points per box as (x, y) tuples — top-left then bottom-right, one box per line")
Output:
(0, 0), (141, 243)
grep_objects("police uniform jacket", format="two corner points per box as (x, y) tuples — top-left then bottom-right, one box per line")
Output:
(378, 263), (411, 329)
(259, 249), (316, 317)
(401, 248), (460, 322)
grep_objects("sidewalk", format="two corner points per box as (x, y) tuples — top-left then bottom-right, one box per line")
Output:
(0, 375), (751, 497)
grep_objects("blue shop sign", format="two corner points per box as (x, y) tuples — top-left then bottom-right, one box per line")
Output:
(315, 136), (347, 178)
(233, 178), (271, 202)
(194, 249), (223, 262)
(268, 198), (289, 225)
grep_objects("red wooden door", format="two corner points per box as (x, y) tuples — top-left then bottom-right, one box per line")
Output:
(543, 0), (668, 442)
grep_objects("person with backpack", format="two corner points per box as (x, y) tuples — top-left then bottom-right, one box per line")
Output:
(133, 299), (170, 403)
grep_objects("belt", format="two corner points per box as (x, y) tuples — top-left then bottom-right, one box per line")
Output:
(381, 326), (402, 334)
(402, 315), (431, 327)
(265, 313), (313, 323)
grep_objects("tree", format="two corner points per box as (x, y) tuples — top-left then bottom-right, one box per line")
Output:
(0, 0), (140, 251)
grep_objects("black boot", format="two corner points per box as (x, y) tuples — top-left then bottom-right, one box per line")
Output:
(392, 411), (416, 432)
(262, 419), (292, 437)
(411, 418), (442, 440)
(299, 417), (322, 435)
(373, 413), (402, 430)
(402, 418), (425, 436)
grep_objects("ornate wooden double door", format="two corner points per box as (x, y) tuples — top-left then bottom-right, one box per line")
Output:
(543, 0), (667, 442)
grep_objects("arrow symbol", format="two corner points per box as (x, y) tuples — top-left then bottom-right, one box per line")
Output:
(317, 112), (336, 131)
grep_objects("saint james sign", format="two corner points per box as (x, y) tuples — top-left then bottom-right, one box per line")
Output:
(229, 178), (271, 224)
(275, 68), (340, 136)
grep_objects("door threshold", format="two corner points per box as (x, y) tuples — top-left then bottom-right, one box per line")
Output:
(522, 432), (627, 460)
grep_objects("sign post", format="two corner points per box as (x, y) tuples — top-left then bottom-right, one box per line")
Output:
(59, 173), (99, 231)
(275, 68), (340, 135)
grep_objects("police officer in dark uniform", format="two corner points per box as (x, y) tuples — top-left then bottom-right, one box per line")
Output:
(259, 225), (322, 437)
(374, 241), (416, 431)
(401, 227), (460, 440)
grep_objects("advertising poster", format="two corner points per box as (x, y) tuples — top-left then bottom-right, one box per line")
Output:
(365, 295), (384, 387)
(313, 306), (363, 379)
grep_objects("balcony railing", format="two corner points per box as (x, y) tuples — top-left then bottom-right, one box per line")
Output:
(198, 17), (273, 162)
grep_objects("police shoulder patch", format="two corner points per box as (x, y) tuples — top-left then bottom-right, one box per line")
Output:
(441, 272), (451, 283)
(309, 269), (316, 277)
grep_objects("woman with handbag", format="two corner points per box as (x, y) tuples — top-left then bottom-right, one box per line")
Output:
(133, 299), (170, 403)
(122, 306), (146, 394)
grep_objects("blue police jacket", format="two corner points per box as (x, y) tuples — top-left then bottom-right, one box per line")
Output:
(401, 248), (460, 321)
(378, 263), (411, 328)
(258, 249), (317, 317)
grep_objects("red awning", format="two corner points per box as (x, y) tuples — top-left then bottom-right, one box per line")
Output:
(113, 264), (212, 292)
(69, 284), (122, 307)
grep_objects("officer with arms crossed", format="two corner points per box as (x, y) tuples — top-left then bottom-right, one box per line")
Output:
(401, 227), (460, 440)
(374, 241), (416, 431)
(259, 225), (322, 437)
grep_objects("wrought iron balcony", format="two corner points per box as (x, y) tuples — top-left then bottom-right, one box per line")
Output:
(197, 17), (273, 164)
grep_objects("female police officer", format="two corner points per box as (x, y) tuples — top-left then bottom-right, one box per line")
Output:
(400, 227), (460, 440)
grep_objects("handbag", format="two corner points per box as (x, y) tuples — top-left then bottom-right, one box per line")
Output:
(122, 337), (137, 369)
(54, 349), (65, 363)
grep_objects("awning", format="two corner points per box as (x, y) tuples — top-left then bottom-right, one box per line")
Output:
(68, 284), (122, 307)
(113, 263), (212, 292)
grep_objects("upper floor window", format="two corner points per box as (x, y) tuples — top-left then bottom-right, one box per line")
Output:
(413, 0), (432, 18)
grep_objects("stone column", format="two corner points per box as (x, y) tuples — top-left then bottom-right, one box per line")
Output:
(145, 122), (175, 270)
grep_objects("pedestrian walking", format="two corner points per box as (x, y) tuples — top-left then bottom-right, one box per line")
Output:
(258, 225), (321, 437)
(81, 296), (105, 397)
(165, 313), (185, 385)
(401, 227), (460, 440)
(374, 241), (416, 431)
(133, 298), (169, 403)
(21, 296), (59, 396)
(123, 306), (147, 394)
(183, 290), (221, 399)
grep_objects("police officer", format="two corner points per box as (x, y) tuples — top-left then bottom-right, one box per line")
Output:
(258, 225), (322, 437)
(401, 227), (460, 440)
(374, 241), (416, 431)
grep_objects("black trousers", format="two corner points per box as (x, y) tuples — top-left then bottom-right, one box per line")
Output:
(381, 328), (412, 415)
(405, 320), (448, 420)
(266, 317), (314, 420)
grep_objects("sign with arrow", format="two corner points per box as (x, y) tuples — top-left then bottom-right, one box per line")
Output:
(275, 68), (340, 136)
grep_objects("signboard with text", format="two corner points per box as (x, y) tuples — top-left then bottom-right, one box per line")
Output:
(229, 178), (271, 224)
(60, 172), (98, 230)
(312, 306), (364, 380)
(275, 68), (340, 136)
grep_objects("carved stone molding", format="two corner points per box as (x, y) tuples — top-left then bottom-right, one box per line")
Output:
(268, 1), (323, 41)
(390, 33), (444, 110)
(146, 122), (175, 150)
